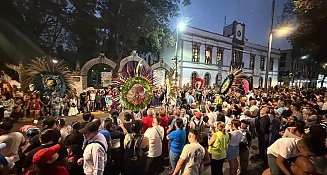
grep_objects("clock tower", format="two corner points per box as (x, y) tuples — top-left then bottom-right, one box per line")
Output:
(223, 21), (245, 45)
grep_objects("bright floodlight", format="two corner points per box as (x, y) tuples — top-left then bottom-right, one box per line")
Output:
(301, 55), (308, 59)
(178, 21), (186, 31)
(275, 26), (293, 37)
(52, 59), (58, 64)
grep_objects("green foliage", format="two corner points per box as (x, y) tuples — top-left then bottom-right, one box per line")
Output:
(0, 0), (190, 71)
(283, 0), (327, 62)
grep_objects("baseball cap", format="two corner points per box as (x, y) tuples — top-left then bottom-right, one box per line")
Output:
(32, 144), (60, 165)
(79, 122), (99, 134)
(195, 111), (203, 118)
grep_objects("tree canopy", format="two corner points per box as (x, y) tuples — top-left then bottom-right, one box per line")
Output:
(0, 0), (190, 72)
(283, 0), (327, 63)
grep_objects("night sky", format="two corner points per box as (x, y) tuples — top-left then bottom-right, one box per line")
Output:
(172, 0), (292, 50)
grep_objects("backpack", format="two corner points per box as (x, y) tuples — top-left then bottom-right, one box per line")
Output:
(124, 134), (145, 163)
(193, 120), (206, 143)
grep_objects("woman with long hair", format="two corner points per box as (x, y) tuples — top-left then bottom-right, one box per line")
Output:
(208, 121), (229, 175)
(227, 119), (242, 175)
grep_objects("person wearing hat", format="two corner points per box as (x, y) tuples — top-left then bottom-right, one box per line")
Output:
(78, 121), (108, 175)
(239, 120), (252, 174)
(25, 144), (69, 175)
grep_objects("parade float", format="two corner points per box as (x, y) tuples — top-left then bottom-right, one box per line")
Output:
(112, 61), (154, 111)
(220, 67), (251, 95)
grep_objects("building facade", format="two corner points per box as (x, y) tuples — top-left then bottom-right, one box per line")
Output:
(279, 49), (319, 88)
(161, 21), (280, 88)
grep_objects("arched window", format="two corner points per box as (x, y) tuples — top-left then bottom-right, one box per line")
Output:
(191, 72), (198, 83)
(204, 73), (211, 87)
(249, 76), (253, 86)
(259, 77), (263, 88)
(216, 74), (222, 86)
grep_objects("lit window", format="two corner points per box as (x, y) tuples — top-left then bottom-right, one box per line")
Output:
(232, 49), (243, 67)
(192, 44), (200, 62)
(216, 49), (223, 64)
(205, 47), (212, 64)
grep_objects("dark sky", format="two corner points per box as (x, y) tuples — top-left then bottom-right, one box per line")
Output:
(172, 0), (292, 50)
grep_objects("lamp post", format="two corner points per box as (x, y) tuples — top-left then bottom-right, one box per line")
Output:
(174, 21), (186, 88)
(264, 0), (275, 91)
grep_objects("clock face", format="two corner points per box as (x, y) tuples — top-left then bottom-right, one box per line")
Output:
(237, 31), (242, 37)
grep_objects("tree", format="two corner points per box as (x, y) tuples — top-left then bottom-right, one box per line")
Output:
(283, 0), (327, 62)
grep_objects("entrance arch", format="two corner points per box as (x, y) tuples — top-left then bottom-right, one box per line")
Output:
(80, 53), (117, 88)
(151, 58), (172, 86)
(119, 51), (151, 74)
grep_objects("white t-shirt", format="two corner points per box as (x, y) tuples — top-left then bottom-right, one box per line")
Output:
(180, 142), (205, 175)
(90, 93), (96, 101)
(249, 105), (259, 117)
(144, 125), (164, 157)
(0, 132), (25, 162)
(207, 112), (217, 127)
(267, 138), (300, 159)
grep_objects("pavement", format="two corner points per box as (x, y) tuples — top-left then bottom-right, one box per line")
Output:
(11, 112), (266, 175)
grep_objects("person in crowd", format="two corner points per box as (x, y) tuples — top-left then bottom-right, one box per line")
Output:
(23, 129), (66, 172)
(89, 90), (96, 112)
(68, 95), (79, 116)
(282, 120), (306, 139)
(267, 136), (326, 175)
(25, 144), (69, 175)
(256, 107), (270, 159)
(280, 115), (297, 136)
(208, 121), (229, 175)
(249, 99), (259, 118)
(158, 107), (169, 158)
(172, 129), (205, 175)
(290, 103), (303, 121)
(78, 121), (108, 175)
(305, 107), (318, 127)
(27, 93), (41, 124)
(0, 120), (25, 174)
(143, 116), (164, 175)
(50, 92), (62, 117)
(239, 120), (252, 174)
(262, 156), (317, 175)
(167, 118), (186, 171)
(142, 108), (155, 133)
(227, 119), (243, 175)
(22, 117), (58, 154)
(56, 118), (70, 142)
(64, 121), (85, 175)
(80, 112), (94, 129)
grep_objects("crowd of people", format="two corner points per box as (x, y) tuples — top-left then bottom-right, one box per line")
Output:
(0, 86), (326, 175)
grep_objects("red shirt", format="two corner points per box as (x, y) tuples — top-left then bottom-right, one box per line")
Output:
(141, 116), (154, 133)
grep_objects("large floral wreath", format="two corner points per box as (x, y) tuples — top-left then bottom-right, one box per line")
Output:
(119, 76), (153, 111)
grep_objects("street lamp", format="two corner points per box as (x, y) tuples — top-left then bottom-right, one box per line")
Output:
(264, 0), (293, 90)
(174, 21), (186, 87)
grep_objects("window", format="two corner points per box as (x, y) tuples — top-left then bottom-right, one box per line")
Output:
(204, 73), (211, 87)
(249, 55), (255, 70)
(191, 72), (198, 82)
(216, 49), (223, 64)
(268, 77), (272, 87)
(260, 57), (265, 70)
(232, 49), (243, 67)
(192, 44), (200, 62)
(249, 76), (253, 86)
(270, 59), (274, 71)
(259, 77), (263, 88)
(205, 47), (212, 64)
